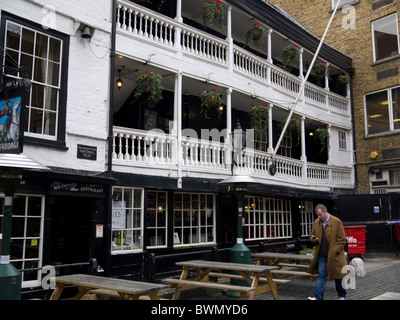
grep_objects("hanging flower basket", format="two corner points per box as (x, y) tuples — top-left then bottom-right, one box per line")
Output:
(199, 89), (223, 119)
(245, 22), (266, 46)
(134, 71), (163, 104)
(248, 104), (270, 132)
(282, 43), (299, 71)
(314, 125), (330, 153)
(203, 0), (226, 31)
(312, 61), (328, 86)
(337, 74), (349, 85)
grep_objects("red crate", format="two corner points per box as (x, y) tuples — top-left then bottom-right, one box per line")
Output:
(344, 225), (366, 258)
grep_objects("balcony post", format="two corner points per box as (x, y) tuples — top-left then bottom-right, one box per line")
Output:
(301, 116), (308, 184)
(173, 72), (183, 188)
(226, 88), (232, 167)
(175, 0), (182, 22)
(299, 47), (304, 80)
(226, 5), (233, 75)
(267, 28), (273, 64)
(267, 104), (274, 154)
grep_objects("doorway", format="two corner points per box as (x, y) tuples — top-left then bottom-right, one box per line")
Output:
(50, 196), (92, 268)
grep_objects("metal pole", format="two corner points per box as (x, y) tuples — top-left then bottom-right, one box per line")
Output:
(272, 0), (342, 157)
(0, 173), (22, 300)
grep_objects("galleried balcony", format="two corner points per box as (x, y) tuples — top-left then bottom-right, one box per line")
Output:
(111, 0), (354, 191)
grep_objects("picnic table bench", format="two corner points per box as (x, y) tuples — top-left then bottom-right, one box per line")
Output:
(49, 274), (167, 300)
(252, 252), (317, 279)
(162, 260), (281, 300)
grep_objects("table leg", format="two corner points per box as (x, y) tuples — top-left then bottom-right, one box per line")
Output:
(195, 267), (213, 298)
(264, 271), (279, 300)
(148, 291), (161, 300)
(49, 284), (65, 300)
(172, 267), (189, 300)
(248, 273), (260, 300)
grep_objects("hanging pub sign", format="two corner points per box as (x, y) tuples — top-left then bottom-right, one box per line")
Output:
(0, 86), (25, 154)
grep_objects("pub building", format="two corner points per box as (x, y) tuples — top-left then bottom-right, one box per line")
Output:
(0, 0), (355, 298)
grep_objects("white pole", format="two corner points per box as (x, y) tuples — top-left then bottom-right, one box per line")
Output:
(272, 0), (342, 157)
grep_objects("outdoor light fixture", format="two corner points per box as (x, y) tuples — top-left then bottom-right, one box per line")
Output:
(116, 69), (123, 90)
(81, 26), (92, 39)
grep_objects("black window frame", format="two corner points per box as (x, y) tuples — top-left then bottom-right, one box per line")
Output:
(0, 11), (69, 150)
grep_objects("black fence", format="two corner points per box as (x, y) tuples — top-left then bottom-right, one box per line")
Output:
(337, 194), (400, 254)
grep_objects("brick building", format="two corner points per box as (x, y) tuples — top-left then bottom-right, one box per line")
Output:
(268, 0), (400, 193)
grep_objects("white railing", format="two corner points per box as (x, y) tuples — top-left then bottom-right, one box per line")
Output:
(181, 29), (228, 66)
(112, 127), (353, 188)
(181, 137), (227, 169)
(116, 0), (350, 115)
(112, 127), (173, 164)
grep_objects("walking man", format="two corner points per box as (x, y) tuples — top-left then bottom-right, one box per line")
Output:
(307, 204), (347, 300)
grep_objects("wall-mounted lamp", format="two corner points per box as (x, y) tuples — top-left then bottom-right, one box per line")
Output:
(370, 151), (378, 159)
(116, 69), (123, 90)
(81, 26), (93, 39)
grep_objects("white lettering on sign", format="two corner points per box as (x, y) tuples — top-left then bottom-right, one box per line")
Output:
(346, 236), (357, 243)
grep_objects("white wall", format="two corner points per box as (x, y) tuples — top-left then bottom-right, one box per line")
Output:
(1, 0), (112, 171)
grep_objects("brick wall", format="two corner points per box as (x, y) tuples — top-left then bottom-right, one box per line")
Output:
(269, 0), (400, 192)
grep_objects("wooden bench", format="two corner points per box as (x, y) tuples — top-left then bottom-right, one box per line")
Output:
(162, 278), (256, 295)
(278, 263), (309, 269)
(206, 272), (290, 287)
(88, 288), (168, 300)
(271, 269), (317, 277)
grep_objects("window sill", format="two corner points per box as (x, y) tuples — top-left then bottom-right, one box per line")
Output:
(365, 130), (400, 139)
(372, 54), (400, 66)
(329, 0), (360, 12)
(24, 136), (68, 151)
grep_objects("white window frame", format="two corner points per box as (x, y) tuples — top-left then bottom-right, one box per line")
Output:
(146, 190), (167, 248)
(0, 194), (45, 288)
(371, 13), (400, 63)
(111, 187), (144, 254)
(173, 192), (216, 247)
(365, 85), (400, 136)
(3, 20), (63, 141)
(245, 196), (292, 240)
(332, 0), (358, 9)
(338, 130), (347, 150)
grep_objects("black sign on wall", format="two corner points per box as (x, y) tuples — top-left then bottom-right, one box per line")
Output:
(77, 144), (97, 160)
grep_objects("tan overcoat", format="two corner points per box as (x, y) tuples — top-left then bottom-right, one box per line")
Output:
(306, 214), (348, 279)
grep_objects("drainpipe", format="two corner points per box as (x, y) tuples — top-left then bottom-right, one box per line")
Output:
(104, 0), (117, 277)
(348, 66), (358, 194)
(108, 0), (116, 175)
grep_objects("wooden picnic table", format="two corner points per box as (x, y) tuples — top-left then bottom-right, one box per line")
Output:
(162, 260), (281, 300)
(252, 252), (317, 279)
(49, 274), (167, 300)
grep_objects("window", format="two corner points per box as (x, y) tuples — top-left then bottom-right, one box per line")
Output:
(338, 131), (347, 150)
(299, 201), (314, 237)
(390, 169), (400, 185)
(0, 194), (44, 288)
(244, 196), (292, 240)
(173, 193), (215, 246)
(365, 86), (400, 135)
(1, 14), (68, 147)
(253, 119), (268, 152)
(111, 187), (143, 253)
(372, 14), (400, 62)
(146, 191), (167, 247)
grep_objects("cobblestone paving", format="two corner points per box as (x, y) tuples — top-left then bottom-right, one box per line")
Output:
(186, 260), (400, 300)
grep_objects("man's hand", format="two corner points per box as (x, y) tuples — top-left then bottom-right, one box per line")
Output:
(311, 235), (319, 243)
